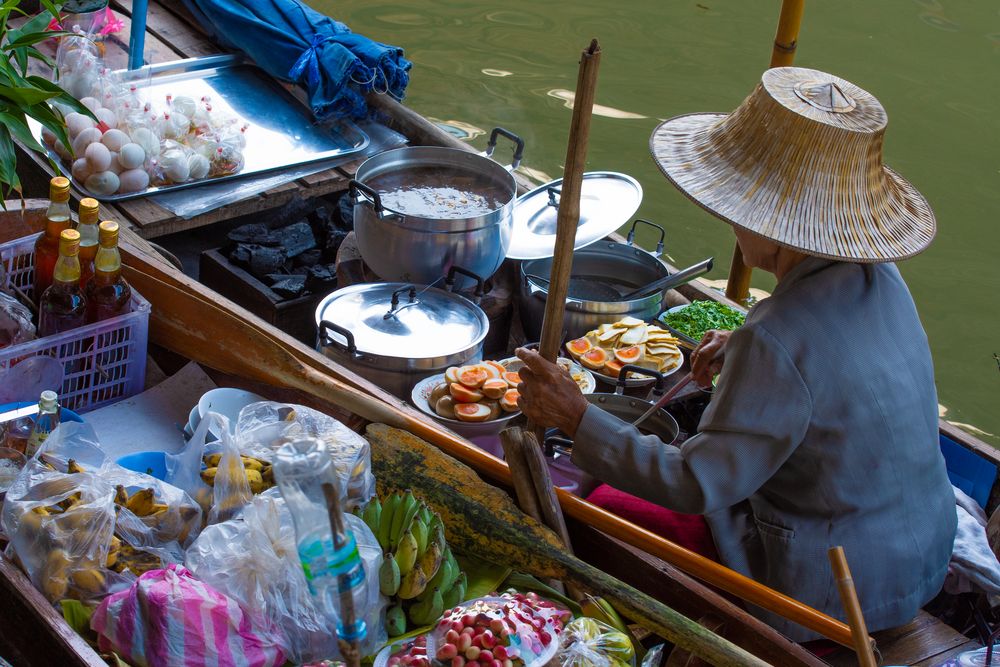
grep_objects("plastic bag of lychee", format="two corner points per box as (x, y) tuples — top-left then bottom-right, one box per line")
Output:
(427, 593), (573, 667)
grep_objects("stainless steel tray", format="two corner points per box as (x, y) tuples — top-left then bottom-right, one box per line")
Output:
(32, 54), (370, 201)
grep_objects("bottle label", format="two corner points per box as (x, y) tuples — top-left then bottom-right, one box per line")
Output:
(298, 535), (363, 588)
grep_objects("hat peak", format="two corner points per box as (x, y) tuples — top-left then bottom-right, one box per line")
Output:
(793, 79), (857, 113)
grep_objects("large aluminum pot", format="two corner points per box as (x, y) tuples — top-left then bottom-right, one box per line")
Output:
(351, 128), (524, 286)
(519, 220), (669, 341)
(315, 268), (489, 398)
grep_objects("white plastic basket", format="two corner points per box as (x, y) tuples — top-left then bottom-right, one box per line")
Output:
(0, 233), (149, 413)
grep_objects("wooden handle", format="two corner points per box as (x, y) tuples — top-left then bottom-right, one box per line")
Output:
(827, 547), (877, 667)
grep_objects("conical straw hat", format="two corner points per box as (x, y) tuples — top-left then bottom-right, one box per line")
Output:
(650, 67), (935, 263)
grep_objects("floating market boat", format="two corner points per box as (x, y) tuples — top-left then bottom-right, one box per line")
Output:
(2, 1), (998, 666)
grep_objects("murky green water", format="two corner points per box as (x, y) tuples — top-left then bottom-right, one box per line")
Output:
(314, 0), (1000, 445)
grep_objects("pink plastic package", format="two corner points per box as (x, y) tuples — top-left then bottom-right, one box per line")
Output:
(92, 564), (285, 667)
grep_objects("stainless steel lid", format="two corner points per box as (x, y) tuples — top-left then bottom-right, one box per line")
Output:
(315, 283), (489, 359)
(506, 172), (643, 260)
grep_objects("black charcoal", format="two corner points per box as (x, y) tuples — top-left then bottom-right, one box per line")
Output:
(293, 248), (322, 268)
(275, 221), (316, 258)
(305, 264), (338, 293)
(248, 246), (288, 278)
(271, 275), (307, 299)
(228, 223), (279, 246)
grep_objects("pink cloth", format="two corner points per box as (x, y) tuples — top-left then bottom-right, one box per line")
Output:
(92, 564), (285, 667)
(586, 484), (719, 560)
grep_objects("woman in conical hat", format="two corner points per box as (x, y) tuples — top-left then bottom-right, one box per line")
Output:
(516, 67), (956, 641)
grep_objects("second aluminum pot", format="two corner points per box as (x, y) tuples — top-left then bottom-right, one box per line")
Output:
(351, 128), (524, 286)
(519, 220), (670, 341)
(315, 268), (490, 398)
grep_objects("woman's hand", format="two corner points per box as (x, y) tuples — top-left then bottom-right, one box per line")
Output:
(514, 347), (589, 438)
(691, 329), (731, 388)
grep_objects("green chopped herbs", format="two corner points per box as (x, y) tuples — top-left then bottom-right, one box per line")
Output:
(660, 300), (746, 341)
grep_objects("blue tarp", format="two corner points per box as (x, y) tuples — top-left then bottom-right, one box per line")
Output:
(181, 0), (411, 119)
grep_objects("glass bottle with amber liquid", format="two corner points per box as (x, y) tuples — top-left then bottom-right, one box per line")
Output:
(77, 197), (100, 289)
(86, 221), (131, 322)
(39, 229), (87, 336)
(33, 176), (72, 300)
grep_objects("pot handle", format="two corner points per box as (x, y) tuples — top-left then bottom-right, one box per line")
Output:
(615, 364), (666, 396)
(318, 320), (359, 357)
(626, 219), (666, 257)
(445, 266), (485, 303)
(543, 435), (574, 458)
(349, 179), (390, 218)
(485, 127), (526, 170)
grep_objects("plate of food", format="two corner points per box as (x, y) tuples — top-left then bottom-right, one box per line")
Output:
(658, 300), (747, 348)
(565, 317), (684, 387)
(498, 356), (597, 395)
(411, 361), (522, 437)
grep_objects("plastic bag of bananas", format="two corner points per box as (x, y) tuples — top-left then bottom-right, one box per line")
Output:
(185, 490), (388, 664)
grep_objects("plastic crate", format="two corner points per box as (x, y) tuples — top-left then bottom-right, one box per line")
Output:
(0, 233), (149, 413)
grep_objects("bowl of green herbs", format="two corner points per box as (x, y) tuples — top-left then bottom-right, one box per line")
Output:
(659, 300), (747, 347)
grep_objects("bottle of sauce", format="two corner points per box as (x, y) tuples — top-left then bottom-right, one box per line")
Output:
(33, 176), (72, 301)
(25, 391), (60, 458)
(39, 229), (86, 336)
(85, 221), (131, 322)
(3, 413), (33, 454)
(77, 197), (100, 289)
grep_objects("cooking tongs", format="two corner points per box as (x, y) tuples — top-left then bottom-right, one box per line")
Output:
(619, 257), (714, 301)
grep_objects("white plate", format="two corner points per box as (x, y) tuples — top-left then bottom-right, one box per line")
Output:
(498, 356), (596, 395)
(410, 373), (521, 438)
(198, 388), (265, 433)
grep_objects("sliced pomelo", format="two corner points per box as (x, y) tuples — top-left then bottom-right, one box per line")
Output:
(503, 371), (522, 387)
(481, 378), (508, 399)
(566, 337), (592, 357)
(500, 389), (520, 412)
(454, 402), (492, 422)
(580, 347), (609, 370)
(458, 365), (488, 388)
(450, 383), (484, 403)
(614, 345), (643, 364)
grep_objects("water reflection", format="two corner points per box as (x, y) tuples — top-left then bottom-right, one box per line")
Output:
(546, 89), (647, 119)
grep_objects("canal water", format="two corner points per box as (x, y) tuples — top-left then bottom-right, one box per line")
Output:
(315, 0), (1000, 444)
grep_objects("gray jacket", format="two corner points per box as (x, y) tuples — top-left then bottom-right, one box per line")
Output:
(572, 257), (956, 641)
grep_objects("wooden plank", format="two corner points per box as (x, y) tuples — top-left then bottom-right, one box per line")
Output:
(825, 611), (969, 667)
(913, 639), (980, 667)
(111, 0), (220, 58)
(0, 557), (105, 667)
(568, 523), (828, 667)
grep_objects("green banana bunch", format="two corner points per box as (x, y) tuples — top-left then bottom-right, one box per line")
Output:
(441, 572), (467, 609)
(408, 587), (444, 627)
(379, 553), (401, 597)
(386, 603), (407, 637)
(396, 528), (419, 576)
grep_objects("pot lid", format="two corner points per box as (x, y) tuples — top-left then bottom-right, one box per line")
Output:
(315, 283), (488, 359)
(506, 171), (643, 260)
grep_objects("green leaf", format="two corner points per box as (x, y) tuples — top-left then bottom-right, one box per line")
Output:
(5, 10), (56, 45)
(0, 124), (23, 196)
(60, 599), (94, 636)
(4, 29), (68, 51)
(24, 46), (54, 68)
(0, 108), (44, 153)
(25, 101), (71, 156)
(0, 82), (57, 105)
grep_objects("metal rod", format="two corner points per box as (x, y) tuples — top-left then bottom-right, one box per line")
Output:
(128, 0), (148, 70)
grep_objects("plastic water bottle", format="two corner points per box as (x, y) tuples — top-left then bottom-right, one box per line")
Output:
(25, 391), (60, 458)
(273, 437), (368, 644)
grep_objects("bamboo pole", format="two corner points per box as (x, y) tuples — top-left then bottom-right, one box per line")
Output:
(537, 39), (601, 362)
(119, 240), (859, 648)
(827, 547), (878, 667)
(725, 0), (805, 302)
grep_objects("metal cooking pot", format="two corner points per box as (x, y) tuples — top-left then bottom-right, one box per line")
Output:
(519, 220), (669, 341)
(315, 268), (489, 398)
(351, 128), (524, 286)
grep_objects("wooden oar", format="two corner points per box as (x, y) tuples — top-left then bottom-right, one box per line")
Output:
(828, 547), (878, 667)
(119, 241), (859, 647)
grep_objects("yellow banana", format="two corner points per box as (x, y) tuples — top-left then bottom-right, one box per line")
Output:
(200, 467), (218, 486)
(397, 563), (428, 600)
(126, 488), (156, 516)
(396, 528), (419, 576)
(66, 459), (85, 474)
(70, 568), (106, 595)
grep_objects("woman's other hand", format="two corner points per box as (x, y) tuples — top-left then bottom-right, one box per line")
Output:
(691, 329), (731, 388)
(514, 347), (589, 438)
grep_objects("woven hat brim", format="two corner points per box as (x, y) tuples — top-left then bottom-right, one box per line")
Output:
(650, 113), (936, 263)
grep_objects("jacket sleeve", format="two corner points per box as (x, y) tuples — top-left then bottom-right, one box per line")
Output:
(571, 323), (812, 514)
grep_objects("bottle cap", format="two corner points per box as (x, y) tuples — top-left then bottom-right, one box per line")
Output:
(39, 390), (58, 410)
(50, 176), (70, 202)
(79, 198), (99, 223)
(98, 220), (119, 247)
(59, 228), (81, 256)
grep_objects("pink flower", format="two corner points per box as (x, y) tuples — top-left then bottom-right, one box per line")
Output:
(97, 8), (124, 36)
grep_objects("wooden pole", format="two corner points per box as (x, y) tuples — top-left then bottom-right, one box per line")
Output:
(119, 239), (860, 648)
(537, 39), (601, 362)
(827, 547), (878, 667)
(725, 0), (805, 302)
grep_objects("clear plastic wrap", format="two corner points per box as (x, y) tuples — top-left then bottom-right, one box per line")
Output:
(185, 490), (386, 664)
(428, 594), (569, 667)
(556, 617), (637, 667)
(374, 634), (428, 667)
(0, 289), (35, 348)
(236, 402), (375, 513)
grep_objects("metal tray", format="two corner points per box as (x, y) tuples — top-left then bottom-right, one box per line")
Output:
(32, 54), (370, 201)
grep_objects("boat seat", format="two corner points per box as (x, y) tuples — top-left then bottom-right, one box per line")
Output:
(941, 434), (997, 510)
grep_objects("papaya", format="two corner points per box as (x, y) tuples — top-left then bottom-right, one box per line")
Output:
(365, 425), (765, 667)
